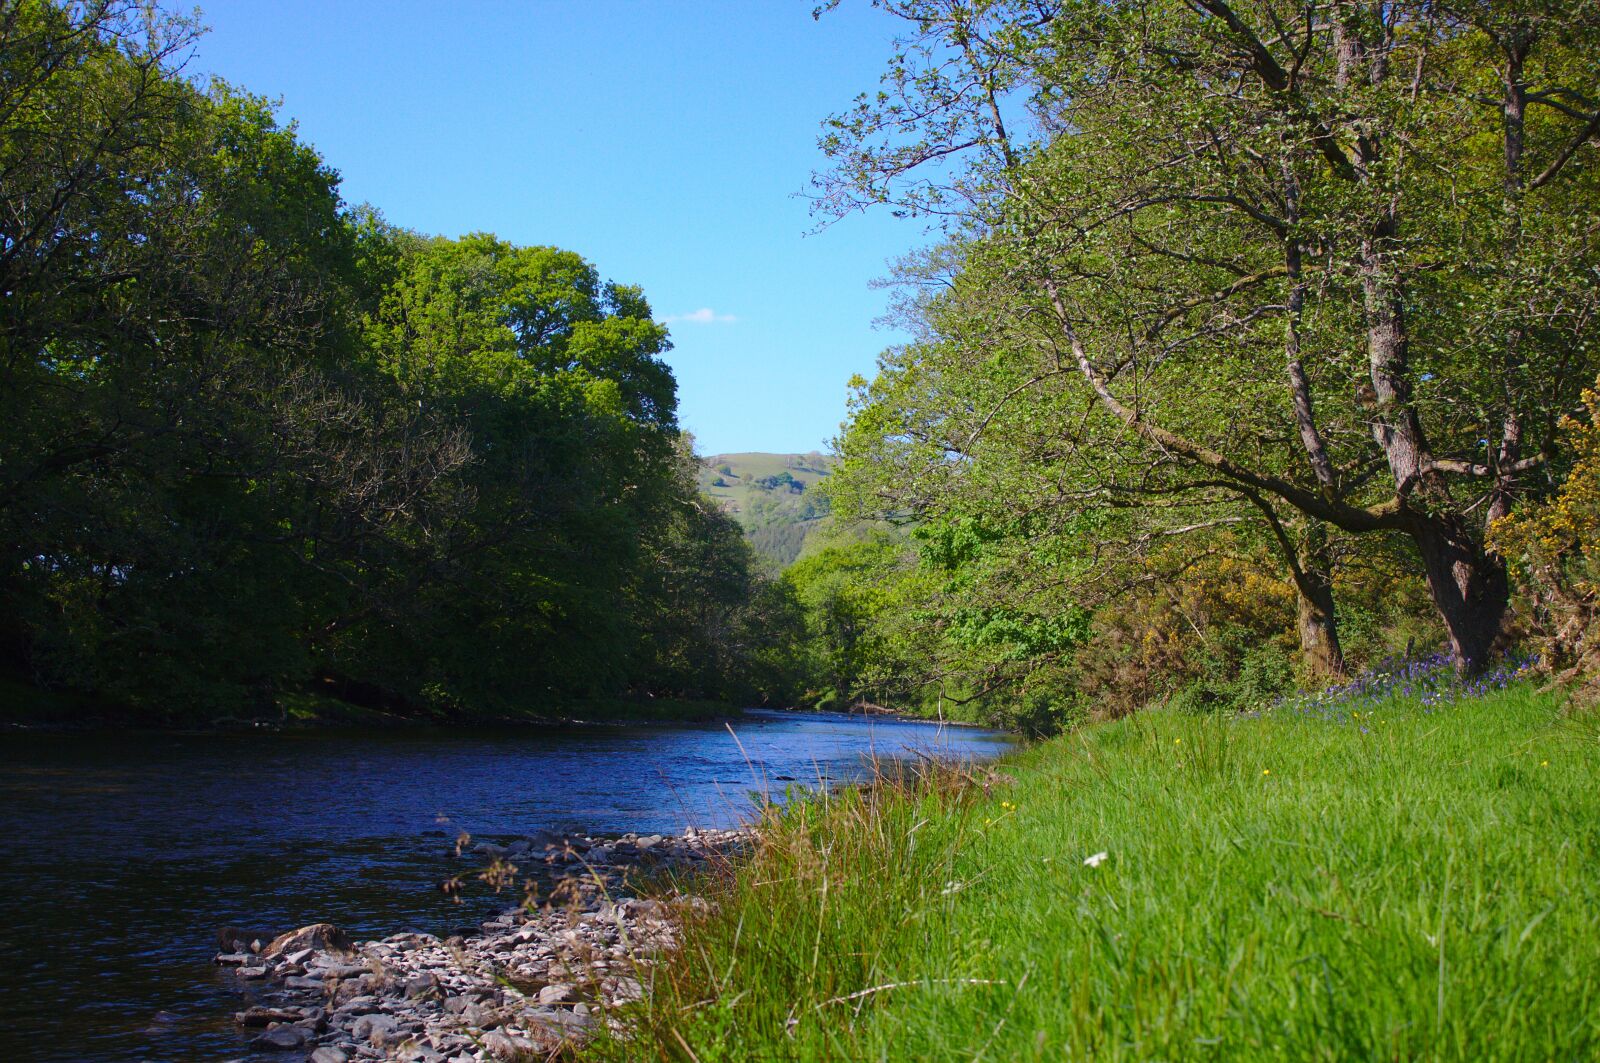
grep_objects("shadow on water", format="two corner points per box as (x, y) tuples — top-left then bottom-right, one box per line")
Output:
(0, 709), (1009, 1061)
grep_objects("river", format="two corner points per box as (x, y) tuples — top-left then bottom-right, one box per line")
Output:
(0, 709), (1009, 1061)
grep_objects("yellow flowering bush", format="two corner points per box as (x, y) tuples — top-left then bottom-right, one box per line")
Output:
(1491, 376), (1600, 695)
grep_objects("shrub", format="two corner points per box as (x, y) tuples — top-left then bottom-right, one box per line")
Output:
(1491, 376), (1600, 700)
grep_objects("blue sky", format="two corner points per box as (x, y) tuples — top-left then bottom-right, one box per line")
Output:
(188, 1), (926, 456)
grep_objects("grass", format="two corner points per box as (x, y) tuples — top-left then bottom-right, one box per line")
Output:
(593, 683), (1600, 1061)
(696, 451), (834, 568)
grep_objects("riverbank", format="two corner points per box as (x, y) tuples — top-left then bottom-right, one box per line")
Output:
(589, 683), (1600, 1061)
(0, 709), (1009, 1061)
(217, 828), (751, 1061)
(0, 675), (742, 731)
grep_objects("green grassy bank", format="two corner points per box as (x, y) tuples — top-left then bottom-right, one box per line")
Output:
(601, 685), (1600, 1061)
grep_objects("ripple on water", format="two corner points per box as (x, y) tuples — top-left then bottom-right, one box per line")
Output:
(0, 711), (1008, 1061)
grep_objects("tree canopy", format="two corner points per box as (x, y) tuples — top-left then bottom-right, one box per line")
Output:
(812, 0), (1600, 704)
(0, 0), (788, 721)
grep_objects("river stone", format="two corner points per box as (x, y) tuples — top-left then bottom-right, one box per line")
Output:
(264, 922), (352, 958)
(405, 973), (439, 998)
(541, 1008), (594, 1032)
(234, 966), (268, 979)
(234, 1006), (302, 1027)
(352, 1012), (400, 1044)
(396, 1043), (446, 1063)
(459, 1002), (501, 1029)
(333, 994), (379, 1015)
(309, 1049), (350, 1063)
(284, 975), (325, 990)
(250, 1026), (306, 1050)
(481, 1031), (531, 1061)
(536, 983), (578, 1005)
(319, 963), (369, 979)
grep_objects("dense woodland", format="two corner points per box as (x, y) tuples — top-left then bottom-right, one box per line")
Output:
(0, 1), (797, 722)
(4, 0), (1599, 732)
(780, 0), (1600, 730)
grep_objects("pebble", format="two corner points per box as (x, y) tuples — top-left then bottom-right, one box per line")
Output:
(235, 1006), (302, 1027)
(536, 983), (577, 1005)
(210, 825), (750, 1060)
(251, 1025), (307, 1050)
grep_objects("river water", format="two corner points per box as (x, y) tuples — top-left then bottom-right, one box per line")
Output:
(0, 709), (1008, 1061)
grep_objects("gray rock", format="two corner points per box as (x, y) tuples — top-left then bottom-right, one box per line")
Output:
(234, 1006), (303, 1027)
(542, 1008), (595, 1031)
(480, 1032), (528, 1061)
(636, 834), (665, 850)
(396, 1044), (445, 1063)
(286, 947), (315, 965)
(459, 1003), (499, 1029)
(250, 1025), (307, 1051)
(264, 922), (352, 959)
(609, 976), (644, 1004)
(404, 973), (439, 998)
(319, 963), (369, 979)
(284, 975), (325, 991)
(536, 983), (578, 1005)
(234, 966), (269, 979)
(334, 993), (378, 1011)
(309, 1049), (350, 1063)
(351, 1012), (399, 1044)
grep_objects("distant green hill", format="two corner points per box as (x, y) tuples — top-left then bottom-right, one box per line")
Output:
(698, 452), (835, 568)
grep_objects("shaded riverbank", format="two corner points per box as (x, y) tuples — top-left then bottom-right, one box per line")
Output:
(0, 676), (745, 732)
(0, 710), (1009, 1061)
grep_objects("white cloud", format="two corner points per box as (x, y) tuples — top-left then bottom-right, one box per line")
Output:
(663, 307), (738, 325)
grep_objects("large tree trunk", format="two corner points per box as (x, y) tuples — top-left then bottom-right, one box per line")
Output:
(1291, 522), (1345, 677)
(1410, 517), (1509, 675)
(1295, 580), (1344, 678)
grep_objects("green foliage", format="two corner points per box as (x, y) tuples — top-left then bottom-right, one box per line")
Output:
(1492, 376), (1600, 699)
(809, 0), (1600, 690)
(600, 682), (1600, 1061)
(0, 1), (781, 722)
(782, 0), (1600, 724)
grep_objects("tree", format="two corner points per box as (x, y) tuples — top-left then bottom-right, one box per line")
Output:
(1490, 374), (1600, 695)
(0, 0), (774, 720)
(1, 1), (473, 713)
(819, 0), (1600, 673)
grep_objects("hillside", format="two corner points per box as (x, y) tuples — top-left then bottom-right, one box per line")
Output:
(697, 452), (835, 568)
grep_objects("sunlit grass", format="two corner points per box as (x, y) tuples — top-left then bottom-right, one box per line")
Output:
(593, 684), (1600, 1061)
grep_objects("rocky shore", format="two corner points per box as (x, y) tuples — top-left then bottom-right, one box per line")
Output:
(217, 826), (751, 1061)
